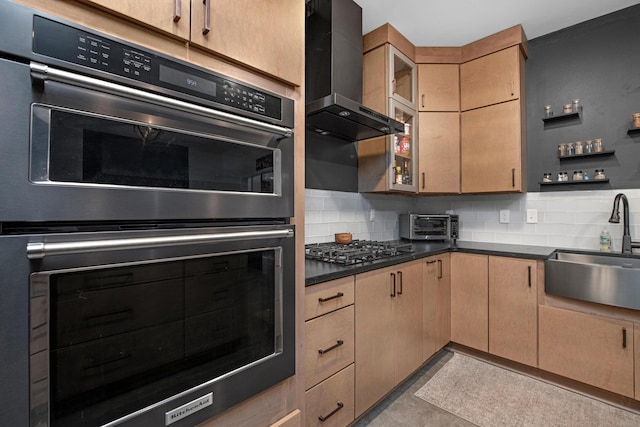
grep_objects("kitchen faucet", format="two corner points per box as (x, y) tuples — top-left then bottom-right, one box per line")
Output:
(608, 193), (640, 254)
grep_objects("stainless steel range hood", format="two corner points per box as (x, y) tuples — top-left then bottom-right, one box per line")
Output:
(305, 0), (403, 142)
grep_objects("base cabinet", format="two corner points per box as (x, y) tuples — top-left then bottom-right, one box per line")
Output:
(450, 252), (488, 351)
(355, 261), (422, 417)
(423, 254), (451, 360)
(488, 256), (538, 367)
(539, 305), (634, 398)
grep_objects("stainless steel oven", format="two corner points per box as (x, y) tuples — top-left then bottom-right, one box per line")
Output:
(0, 2), (297, 426)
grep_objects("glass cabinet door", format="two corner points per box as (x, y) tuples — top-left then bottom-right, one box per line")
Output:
(389, 99), (417, 192)
(388, 45), (417, 109)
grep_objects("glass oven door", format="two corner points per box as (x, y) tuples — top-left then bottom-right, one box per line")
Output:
(27, 224), (295, 427)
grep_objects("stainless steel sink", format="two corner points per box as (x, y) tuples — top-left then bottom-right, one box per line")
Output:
(545, 250), (640, 310)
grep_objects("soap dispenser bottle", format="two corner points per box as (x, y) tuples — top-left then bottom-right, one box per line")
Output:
(599, 228), (611, 252)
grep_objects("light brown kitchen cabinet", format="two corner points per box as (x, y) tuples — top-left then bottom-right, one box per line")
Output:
(304, 277), (355, 426)
(488, 256), (538, 367)
(418, 112), (460, 194)
(635, 325), (640, 400)
(418, 64), (459, 112)
(423, 254), (451, 361)
(73, 0), (190, 40)
(355, 261), (422, 417)
(68, 0), (303, 86)
(460, 46), (522, 111)
(305, 365), (355, 427)
(539, 305), (634, 398)
(389, 45), (417, 109)
(450, 252), (488, 351)
(460, 99), (525, 193)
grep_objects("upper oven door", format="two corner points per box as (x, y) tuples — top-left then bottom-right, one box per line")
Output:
(0, 59), (293, 222)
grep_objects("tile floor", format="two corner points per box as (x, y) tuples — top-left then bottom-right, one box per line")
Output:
(353, 349), (474, 426)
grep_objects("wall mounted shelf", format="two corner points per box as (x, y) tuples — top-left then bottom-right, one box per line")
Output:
(539, 178), (609, 186)
(542, 111), (582, 123)
(627, 127), (640, 136)
(558, 149), (615, 160)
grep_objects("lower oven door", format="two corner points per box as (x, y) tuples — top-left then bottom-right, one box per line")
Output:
(22, 224), (294, 427)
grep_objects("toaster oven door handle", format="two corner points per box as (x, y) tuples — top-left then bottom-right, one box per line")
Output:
(26, 229), (294, 259)
(29, 62), (293, 138)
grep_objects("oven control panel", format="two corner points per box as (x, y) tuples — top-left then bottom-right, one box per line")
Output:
(32, 16), (282, 121)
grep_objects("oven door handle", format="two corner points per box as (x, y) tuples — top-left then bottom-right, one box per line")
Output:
(29, 62), (293, 138)
(26, 229), (294, 259)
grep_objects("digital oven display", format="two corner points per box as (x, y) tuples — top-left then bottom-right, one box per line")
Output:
(159, 64), (217, 97)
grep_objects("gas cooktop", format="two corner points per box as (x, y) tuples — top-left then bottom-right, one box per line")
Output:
(305, 240), (414, 265)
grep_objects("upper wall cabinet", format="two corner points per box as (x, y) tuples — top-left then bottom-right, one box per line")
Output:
(460, 46), (521, 111)
(418, 64), (459, 112)
(70, 0), (303, 86)
(389, 45), (417, 109)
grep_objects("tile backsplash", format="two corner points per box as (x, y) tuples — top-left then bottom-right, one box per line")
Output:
(305, 188), (640, 252)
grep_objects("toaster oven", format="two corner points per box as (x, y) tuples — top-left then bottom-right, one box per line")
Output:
(399, 214), (459, 241)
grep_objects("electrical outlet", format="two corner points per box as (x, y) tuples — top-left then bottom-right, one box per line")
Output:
(526, 209), (538, 224)
(369, 209), (375, 221)
(499, 209), (510, 224)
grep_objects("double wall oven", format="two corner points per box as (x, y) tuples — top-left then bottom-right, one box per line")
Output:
(0, 2), (295, 426)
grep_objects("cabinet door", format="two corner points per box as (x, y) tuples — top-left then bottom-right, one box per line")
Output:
(539, 305), (634, 398)
(423, 254), (451, 361)
(450, 252), (488, 351)
(460, 46), (521, 111)
(488, 256), (537, 367)
(460, 99), (524, 193)
(393, 261), (423, 382)
(418, 64), (459, 112)
(418, 112), (460, 194)
(190, 0), (303, 86)
(389, 99), (418, 193)
(355, 266), (396, 417)
(75, 0), (190, 40)
(389, 45), (416, 109)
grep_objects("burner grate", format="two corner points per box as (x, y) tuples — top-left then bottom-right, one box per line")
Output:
(305, 240), (413, 265)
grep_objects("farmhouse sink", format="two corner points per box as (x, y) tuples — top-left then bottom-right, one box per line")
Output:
(545, 250), (640, 310)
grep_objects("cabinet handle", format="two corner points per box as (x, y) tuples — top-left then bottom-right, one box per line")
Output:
(421, 93), (425, 109)
(422, 172), (425, 190)
(173, 0), (181, 22)
(512, 168), (516, 187)
(528, 266), (532, 288)
(318, 402), (344, 422)
(510, 80), (515, 97)
(202, 0), (211, 35)
(437, 259), (443, 279)
(426, 260), (436, 265)
(318, 340), (344, 355)
(623, 328), (627, 349)
(318, 292), (344, 303)
(390, 272), (396, 297)
(397, 271), (403, 295)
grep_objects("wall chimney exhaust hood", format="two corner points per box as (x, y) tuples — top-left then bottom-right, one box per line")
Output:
(305, 0), (404, 142)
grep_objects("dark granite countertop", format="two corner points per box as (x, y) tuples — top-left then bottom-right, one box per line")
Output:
(305, 240), (556, 286)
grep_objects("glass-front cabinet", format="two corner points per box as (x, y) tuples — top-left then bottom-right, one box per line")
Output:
(389, 45), (417, 109)
(389, 99), (417, 192)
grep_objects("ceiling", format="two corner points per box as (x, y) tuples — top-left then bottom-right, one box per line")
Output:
(353, 0), (640, 46)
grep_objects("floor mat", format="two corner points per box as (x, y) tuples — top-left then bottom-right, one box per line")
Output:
(414, 352), (640, 427)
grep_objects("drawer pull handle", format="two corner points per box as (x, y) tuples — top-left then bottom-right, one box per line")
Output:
(397, 271), (403, 295)
(173, 0), (181, 22)
(390, 272), (396, 297)
(528, 266), (532, 288)
(202, 0), (211, 35)
(318, 401), (344, 422)
(318, 340), (344, 355)
(422, 172), (425, 190)
(623, 328), (627, 348)
(438, 259), (443, 279)
(318, 292), (344, 303)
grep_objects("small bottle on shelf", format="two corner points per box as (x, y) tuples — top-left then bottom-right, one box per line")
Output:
(600, 228), (611, 252)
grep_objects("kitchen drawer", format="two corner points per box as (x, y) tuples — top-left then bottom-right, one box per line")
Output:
(305, 276), (355, 321)
(305, 364), (355, 427)
(305, 305), (354, 390)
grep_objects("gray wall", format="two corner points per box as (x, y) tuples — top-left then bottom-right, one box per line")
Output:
(526, 4), (640, 191)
